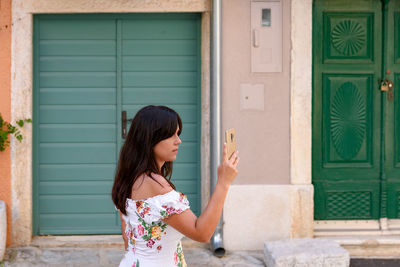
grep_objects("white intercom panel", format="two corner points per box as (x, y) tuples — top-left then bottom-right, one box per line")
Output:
(251, 0), (282, 73)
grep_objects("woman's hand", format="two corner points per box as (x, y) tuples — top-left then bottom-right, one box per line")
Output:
(217, 143), (239, 188)
(163, 142), (239, 243)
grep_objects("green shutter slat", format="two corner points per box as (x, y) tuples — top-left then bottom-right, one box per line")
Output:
(40, 88), (116, 105)
(39, 164), (116, 181)
(39, 195), (114, 214)
(39, 143), (116, 164)
(122, 19), (197, 39)
(174, 143), (198, 163)
(39, 124), (116, 143)
(40, 72), (116, 87)
(122, 40), (197, 56)
(173, 180), (199, 194)
(123, 87), (197, 104)
(40, 56), (116, 72)
(40, 214), (117, 228)
(123, 56), (197, 71)
(122, 72), (196, 87)
(39, 19), (116, 40)
(40, 181), (113, 195)
(40, 40), (116, 56)
(40, 105), (116, 124)
(172, 163), (198, 179)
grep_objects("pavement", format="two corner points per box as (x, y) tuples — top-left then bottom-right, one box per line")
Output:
(2, 247), (266, 267)
(0, 236), (266, 267)
(2, 236), (400, 267)
(4, 248), (400, 267)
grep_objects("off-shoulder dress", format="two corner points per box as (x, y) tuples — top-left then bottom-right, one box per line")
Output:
(119, 190), (190, 267)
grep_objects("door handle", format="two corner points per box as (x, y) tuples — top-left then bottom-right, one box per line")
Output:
(253, 29), (259, 48)
(122, 111), (132, 139)
(380, 78), (394, 102)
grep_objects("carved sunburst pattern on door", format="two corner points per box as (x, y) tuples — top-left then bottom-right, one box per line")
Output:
(331, 20), (366, 56)
(331, 82), (366, 160)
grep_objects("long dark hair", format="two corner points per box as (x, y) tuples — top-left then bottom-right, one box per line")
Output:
(112, 105), (182, 215)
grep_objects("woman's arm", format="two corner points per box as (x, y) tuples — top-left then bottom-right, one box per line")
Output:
(120, 212), (128, 250)
(163, 143), (239, 242)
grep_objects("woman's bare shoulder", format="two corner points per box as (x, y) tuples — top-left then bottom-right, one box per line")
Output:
(131, 173), (173, 200)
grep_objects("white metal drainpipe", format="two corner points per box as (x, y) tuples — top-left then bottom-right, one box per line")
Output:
(210, 0), (225, 257)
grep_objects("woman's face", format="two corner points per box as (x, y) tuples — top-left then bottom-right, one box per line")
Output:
(153, 126), (181, 169)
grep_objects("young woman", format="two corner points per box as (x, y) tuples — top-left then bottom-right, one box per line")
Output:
(112, 105), (239, 267)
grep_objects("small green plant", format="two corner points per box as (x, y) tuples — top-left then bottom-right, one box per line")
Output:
(0, 113), (32, 151)
(0, 260), (4, 267)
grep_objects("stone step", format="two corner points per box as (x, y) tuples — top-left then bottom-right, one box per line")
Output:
(264, 238), (350, 267)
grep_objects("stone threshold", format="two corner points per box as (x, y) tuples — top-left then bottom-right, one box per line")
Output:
(26, 235), (208, 249)
(318, 235), (400, 257)
(314, 219), (400, 235)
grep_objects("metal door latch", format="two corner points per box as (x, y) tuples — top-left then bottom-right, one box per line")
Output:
(380, 79), (394, 102)
(122, 111), (132, 139)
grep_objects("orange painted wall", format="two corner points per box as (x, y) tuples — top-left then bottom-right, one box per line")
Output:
(0, 0), (12, 246)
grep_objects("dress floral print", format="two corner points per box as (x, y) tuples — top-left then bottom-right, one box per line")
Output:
(134, 200), (168, 250)
(118, 190), (190, 267)
(174, 242), (186, 267)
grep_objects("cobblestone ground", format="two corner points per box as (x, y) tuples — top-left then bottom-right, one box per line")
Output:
(2, 246), (266, 267)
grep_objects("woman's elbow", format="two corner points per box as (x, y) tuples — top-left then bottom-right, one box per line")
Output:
(200, 237), (211, 243)
(192, 233), (211, 243)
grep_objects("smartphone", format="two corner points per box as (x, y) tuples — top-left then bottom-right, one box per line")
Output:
(225, 128), (236, 160)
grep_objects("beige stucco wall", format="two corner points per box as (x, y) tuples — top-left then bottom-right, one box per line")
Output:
(224, 185), (291, 250)
(221, 0), (314, 250)
(14, 0), (210, 13)
(11, 0), (211, 246)
(223, 184), (313, 250)
(220, 0), (312, 186)
(222, 0), (291, 185)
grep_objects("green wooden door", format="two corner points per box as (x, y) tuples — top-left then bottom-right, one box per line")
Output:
(313, 0), (400, 220)
(385, 0), (400, 219)
(33, 14), (201, 235)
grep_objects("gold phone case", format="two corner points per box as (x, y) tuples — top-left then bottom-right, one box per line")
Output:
(225, 128), (236, 159)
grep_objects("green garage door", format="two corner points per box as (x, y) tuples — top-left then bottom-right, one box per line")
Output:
(33, 14), (201, 235)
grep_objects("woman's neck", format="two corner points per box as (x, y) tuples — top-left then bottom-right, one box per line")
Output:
(157, 161), (165, 173)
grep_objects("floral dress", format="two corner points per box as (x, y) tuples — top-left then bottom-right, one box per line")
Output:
(119, 190), (190, 267)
